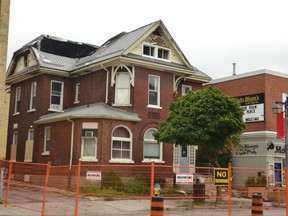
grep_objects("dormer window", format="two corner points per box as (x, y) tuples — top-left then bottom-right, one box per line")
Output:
(142, 44), (170, 61)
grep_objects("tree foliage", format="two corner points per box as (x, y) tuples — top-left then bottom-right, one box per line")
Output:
(154, 86), (245, 167)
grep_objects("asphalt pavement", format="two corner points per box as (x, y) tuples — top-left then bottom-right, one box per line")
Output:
(0, 185), (286, 216)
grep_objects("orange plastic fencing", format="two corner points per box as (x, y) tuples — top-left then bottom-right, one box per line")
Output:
(0, 160), (288, 216)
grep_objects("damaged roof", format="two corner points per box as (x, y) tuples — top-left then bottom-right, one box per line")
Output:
(7, 20), (211, 81)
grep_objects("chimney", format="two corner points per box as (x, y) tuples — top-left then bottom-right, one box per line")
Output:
(233, 63), (236, 76)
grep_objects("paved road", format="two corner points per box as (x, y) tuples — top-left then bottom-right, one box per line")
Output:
(0, 185), (286, 216)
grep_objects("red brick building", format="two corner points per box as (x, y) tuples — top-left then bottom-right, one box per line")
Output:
(5, 20), (211, 170)
(207, 69), (288, 187)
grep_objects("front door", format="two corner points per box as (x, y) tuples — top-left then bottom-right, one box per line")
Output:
(274, 163), (282, 187)
(180, 146), (189, 172)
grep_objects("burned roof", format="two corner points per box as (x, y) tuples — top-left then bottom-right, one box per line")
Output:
(29, 35), (98, 58)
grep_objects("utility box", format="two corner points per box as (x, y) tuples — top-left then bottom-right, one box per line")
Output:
(193, 178), (205, 202)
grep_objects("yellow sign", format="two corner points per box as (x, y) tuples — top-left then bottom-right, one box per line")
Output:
(214, 168), (228, 186)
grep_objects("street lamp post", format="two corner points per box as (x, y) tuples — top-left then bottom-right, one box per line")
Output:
(272, 100), (288, 169)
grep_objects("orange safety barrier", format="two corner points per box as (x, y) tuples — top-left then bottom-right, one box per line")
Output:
(150, 196), (164, 216)
(251, 193), (263, 216)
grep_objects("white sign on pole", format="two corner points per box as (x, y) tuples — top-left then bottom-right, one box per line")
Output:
(86, 171), (101, 182)
(176, 173), (193, 184)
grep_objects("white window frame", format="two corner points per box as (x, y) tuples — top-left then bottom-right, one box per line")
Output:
(114, 72), (131, 106)
(42, 127), (50, 155)
(80, 124), (98, 162)
(28, 129), (34, 140)
(109, 126), (134, 163)
(14, 86), (21, 114)
(148, 75), (161, 108)
(49, 81), (64, 112)
(12, 131), (18, 145)
(142, 43), (170, 61)
(74, 83), (80, 104)
(181, 85), (192, 96)
(142, 128), (164, 163)
(29, 82), (37, 111)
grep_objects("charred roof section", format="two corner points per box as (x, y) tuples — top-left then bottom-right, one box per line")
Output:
(31, 35), (98, 58)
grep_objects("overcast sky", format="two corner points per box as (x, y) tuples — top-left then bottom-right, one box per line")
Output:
(7, 0), (288, 79)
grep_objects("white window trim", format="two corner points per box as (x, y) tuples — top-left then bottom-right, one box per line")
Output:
(114, 72), (131, 106)
(80, 137), (98, 162)
(181, 85), (192, 96)
(42, 127), (50, 155)
(74, 83), (80, 104)
(49, 80), (64, 112)
(148, 75), (161, 108)
(28, 82), (37, 111)
(142, 128), (164, 163)
(142, 43), (171, 62)
(109, 126), (134, 163)
(14, 86), (21, 114)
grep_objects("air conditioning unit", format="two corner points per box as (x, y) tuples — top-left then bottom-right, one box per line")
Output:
(85, 131), (94, 137)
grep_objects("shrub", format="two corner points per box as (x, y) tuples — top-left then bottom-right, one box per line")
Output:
(124, 174), (149, 194)
(101, 170), (124, 192)
(245, 175), (267, 187)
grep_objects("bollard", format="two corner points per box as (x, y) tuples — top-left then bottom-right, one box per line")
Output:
(150, 196), (164, 216)
(251, 193), (263, 216)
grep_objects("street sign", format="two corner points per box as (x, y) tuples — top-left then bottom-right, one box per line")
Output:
(214, 168), (228, 186)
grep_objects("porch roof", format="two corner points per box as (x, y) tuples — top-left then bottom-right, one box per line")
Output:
(34, 102), (141, 124)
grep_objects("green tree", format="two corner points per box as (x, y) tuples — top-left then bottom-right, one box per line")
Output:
(154, 86), (245, 167)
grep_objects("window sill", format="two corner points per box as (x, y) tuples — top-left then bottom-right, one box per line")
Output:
(41, 151), (50, 156)
(24, 159), (32, 162)
(27, 109), (36, 113)
(142, 159), (165, 164)
(13, 112), (20, 116)
(112, 103), (132, 107)
(48, 108), (64, 112)
(79, 158), (98, 162)
(74, 101), (80, 104)
(147, 105), (162, 109)
(109, 159), (135, 164)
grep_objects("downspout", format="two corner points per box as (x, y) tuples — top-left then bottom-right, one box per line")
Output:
(101, 65), (109, 104)
(67, 118), (74, 169)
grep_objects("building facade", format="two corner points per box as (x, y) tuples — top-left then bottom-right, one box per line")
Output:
(5, 21), (211, 171)
(207, 69), (288, 187)
(0, 0), (10, 159)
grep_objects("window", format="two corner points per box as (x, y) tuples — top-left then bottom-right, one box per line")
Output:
(29, 82), (37, 110)
(28, 129), (34, 140)
(12, 131), (18, 145)
(43, 127), (50, 154)
(148, 75), (160, 107)
(143, 128), (163, 162)
(110, 126), (133, 163)
(115, 72), (130, 105)
(74, 83), (80, 103)
(143, 44), (170, 60)
(181, 85), (192, 96)
(49, 81), (63, 111)
(14, 87), (21, 114)
(81, 128), (97, 162)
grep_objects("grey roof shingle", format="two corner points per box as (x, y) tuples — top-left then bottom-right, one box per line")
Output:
(34, 102), (141, 124)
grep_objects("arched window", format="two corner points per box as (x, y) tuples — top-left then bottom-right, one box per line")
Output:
(110, 126), (133, 163)
(143, 128), (163, 162)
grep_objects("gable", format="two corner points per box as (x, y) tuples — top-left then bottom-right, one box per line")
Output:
(13, 50), (38, 74)
(129, 27), (186, 65)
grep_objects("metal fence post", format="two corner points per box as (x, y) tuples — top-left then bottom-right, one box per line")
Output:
(0, 168), (4, 201)
(41, 161), (51, 216)
(228, 162), (232, 216)
(74, 161), (81, 216)
(5, 160), (13, 207)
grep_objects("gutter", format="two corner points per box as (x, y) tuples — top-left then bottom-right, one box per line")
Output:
(67, 118), (75, 168)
